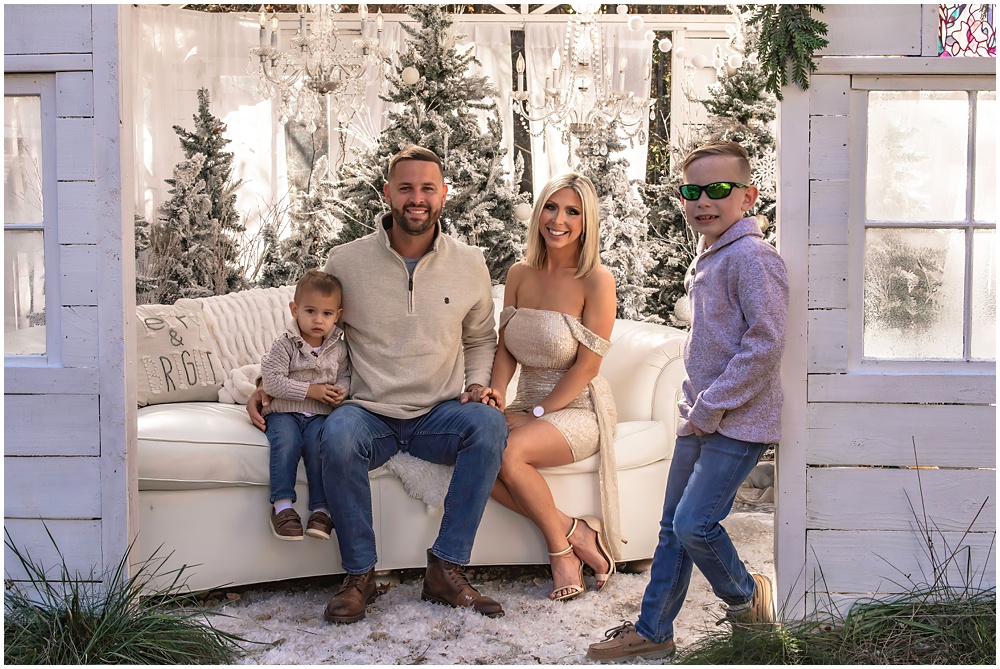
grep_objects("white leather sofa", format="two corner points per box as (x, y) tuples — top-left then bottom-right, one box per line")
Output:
(137, 286), (688, 593)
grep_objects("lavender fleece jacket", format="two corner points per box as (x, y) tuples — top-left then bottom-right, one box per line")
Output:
(678, 216), (789, 444)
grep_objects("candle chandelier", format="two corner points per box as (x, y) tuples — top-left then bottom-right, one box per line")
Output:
(249, 3), (388, 131)
(511, 2), (654, 151)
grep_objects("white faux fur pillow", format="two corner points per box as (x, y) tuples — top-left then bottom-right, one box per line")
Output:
(383, 452), (455, 509)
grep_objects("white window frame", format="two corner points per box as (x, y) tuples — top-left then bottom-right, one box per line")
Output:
(848, 74), (996, 373)
(4, 73), (61, 367)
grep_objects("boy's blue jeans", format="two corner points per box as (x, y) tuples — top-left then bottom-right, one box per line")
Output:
(320, 400), (508, 574)
(636, 432), (768, 644)
(265, 412), (328, 510)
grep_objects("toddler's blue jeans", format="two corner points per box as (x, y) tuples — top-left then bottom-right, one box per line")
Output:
(636, 431), (768, 643)
(265, 412), (328, 511)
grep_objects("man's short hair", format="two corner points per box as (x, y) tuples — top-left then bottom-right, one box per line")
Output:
(682, 140), (752, 181)
(294, 269), (343, 303)
(388, 145), (444, 180)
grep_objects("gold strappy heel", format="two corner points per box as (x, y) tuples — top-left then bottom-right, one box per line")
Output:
(548, 545), (586, 601)
(567, 516), (616, 591)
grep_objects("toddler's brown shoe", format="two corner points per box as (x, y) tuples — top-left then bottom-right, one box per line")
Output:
(305, 511), (333, 540)
(586, 621), (675, 663)
(270, 507), (304, 541)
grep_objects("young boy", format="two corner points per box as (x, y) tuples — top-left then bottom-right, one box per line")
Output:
(261, 269), (350, 542)
(587, 140), (788, 662)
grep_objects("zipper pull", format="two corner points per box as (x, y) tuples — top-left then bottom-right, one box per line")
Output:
(408, 276), (413, 292)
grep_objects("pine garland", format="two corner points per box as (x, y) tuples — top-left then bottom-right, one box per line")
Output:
(748, 4), (829, 100)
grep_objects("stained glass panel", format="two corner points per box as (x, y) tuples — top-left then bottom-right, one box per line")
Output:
(939, 4), (996, 57)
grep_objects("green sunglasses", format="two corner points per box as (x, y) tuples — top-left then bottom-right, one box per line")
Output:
(678, 181), (748, 201)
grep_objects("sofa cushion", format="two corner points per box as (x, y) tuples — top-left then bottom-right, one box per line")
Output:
(137, 402), (672, 491)
(136, 301), (225, 406)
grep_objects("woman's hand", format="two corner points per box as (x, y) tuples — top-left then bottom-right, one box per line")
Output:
(504, 411), (534, 430)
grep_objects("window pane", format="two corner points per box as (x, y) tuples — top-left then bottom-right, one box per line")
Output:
(971, 229), (996, 359)
(4, 95), (44, 224)
(864, 228), (965, 359)
(974, 90), (996, 222)
(4, 229), (46, 356)
(866, 91), (968, 222)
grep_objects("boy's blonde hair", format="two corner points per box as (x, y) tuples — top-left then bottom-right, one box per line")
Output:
(524, 173), (601, 279)
(682, 140), (752, 182)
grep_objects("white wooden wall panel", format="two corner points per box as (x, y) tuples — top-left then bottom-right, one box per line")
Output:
(807, 309), (847, 373)
(2, 4), (92, 55)
(57, 181), (97, 243)
(806, 530), (995, 593)
(3, 519), (104, 582)
(817, 5), (922, 57)
(807, 469), (995, 532)
(4, 395), (101, 456)
(56, 71), (94, 117)
(809, 180), (849, 245)
(809, 75), (850, 116)
(807, 404), (996, 468)
(55, 117), (96, 181)
(807, 246), (848, 308)
(60, 305), (98, 367)
(809, 116), (850, 180)
(4, 457), (102, 518)
(808, 373), (996, 404)
(4, 367), (99, 394)
(60, 245), (98, 306)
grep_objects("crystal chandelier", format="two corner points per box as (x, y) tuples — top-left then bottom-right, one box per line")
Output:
(250, 3), (388, 132)
(511, 2), (654, 151)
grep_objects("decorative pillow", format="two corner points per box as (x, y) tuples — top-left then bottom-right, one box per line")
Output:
(136, 300), (224, 406)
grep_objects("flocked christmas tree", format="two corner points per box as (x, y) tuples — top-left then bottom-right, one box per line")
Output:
(138, 88), (248, 303)
(644, 4), (777, 325)
(257, 155), (341, 288)
(329, 3), (527, 284)
(575, 124), (657, 322)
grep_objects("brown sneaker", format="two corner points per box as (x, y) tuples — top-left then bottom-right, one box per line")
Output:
(270, 508), (303, 541)
(586, 621), (676, 663)
(305, 511), (333, 540)
(323, 569), (386, 624)
(727, 573), (775, 627)
(421, 550), (504, 618)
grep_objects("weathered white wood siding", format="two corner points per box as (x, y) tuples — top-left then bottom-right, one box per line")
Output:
(778, 4), (996, 617)
(4, 4), (135, 583)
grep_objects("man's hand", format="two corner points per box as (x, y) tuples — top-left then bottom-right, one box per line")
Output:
(247, 386), (271, 432)
(460, 384), (503, 410)
(307, 383), (346, 406)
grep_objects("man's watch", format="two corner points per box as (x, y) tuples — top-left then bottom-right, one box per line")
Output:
(532, 405), (545, 417)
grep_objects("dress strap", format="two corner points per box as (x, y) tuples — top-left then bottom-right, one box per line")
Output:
(498, 306), (517, 332)
(563, 315), (612, 357)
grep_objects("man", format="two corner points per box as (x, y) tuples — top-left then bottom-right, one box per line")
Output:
(248, 145), (508, 622)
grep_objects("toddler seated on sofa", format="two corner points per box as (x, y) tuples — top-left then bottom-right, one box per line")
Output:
(260, 269), (350, 541)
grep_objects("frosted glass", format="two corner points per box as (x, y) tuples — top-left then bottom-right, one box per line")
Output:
(866, 91), (968, 222)
(3, 95), (44, 224)
(974, 91), (996, 223)
(4, 229), (46, 356)
(864, 228), (965, 359)
(971, 230), (996, 360)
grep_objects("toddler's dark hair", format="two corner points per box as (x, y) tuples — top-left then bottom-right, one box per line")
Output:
(294, 269), (343, 303)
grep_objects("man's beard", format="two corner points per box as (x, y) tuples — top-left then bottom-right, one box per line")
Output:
(391, 203), (441, 236)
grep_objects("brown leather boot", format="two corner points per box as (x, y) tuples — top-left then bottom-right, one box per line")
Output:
(323, 569), (384, 624)
(421, 550), (504, 618)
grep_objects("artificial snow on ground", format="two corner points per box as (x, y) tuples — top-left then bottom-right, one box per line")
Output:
(208, 510), (774, 665)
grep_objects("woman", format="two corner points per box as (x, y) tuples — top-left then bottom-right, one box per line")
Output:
(485, 173), (619, 601)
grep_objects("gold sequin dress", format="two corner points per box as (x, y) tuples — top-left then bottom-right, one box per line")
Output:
(499, 306), (622, 558)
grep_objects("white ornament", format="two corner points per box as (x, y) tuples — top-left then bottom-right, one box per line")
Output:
(513, 203), (533, 222)
(673, 46), (686, 60)
(627, 16), (644, 31)
(747, 52), (759, 65)
(712, 56), (725, 69)
(728, 53), (744, 69)
(401, 67), (420, 85)
(691, 54), (709, 69)
(616, 4), (629, 15)
(643, 30), (656, 43)
(657, 37), (672, 53)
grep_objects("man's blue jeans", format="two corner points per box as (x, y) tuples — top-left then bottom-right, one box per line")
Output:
(265, 412), (328, 510)
(320, 400), (508, 574)
(636, 432), (768, 643)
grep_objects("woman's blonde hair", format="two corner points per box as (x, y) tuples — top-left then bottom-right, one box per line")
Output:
(524, 173), (601, 278)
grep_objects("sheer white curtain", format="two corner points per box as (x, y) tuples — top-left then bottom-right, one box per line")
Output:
(457, 22), (515, 176)
(132, 5), (287, 241)
(525, 22), (650, 195)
